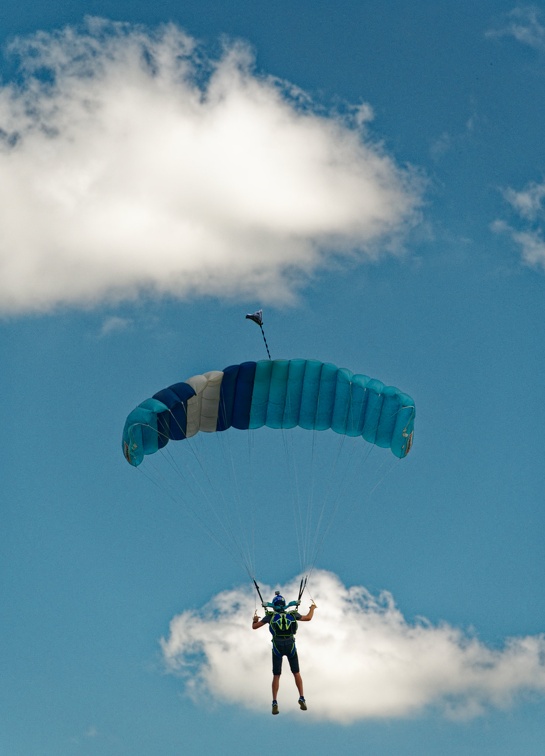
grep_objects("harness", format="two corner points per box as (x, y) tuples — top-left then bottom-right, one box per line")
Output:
(269, 611), (298, 638)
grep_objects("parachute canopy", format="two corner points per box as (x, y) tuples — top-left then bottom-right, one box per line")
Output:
(122, 358), (415, 466)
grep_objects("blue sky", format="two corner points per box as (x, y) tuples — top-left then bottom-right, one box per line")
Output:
(2, 2), (545, 754)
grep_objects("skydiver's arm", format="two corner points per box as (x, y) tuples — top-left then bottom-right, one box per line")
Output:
(252, 614), (267, 629)
(298, 603), (317, 622)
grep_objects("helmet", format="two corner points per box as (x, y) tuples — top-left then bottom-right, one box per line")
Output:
(272, 592), (286, 609)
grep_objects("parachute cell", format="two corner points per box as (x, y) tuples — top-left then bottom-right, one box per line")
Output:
(122, 359), (415, 466)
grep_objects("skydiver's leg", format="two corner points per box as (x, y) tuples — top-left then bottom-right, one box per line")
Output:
(287, 644), (307, 709)
(293, 671), (304, 697)
(272, 644), (282, 713)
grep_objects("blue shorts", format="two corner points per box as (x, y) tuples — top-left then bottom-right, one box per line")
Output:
(272, 636), (299, 675)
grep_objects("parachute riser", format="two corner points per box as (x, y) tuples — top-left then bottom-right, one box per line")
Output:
(253, 578), (267, 609)
(297, 575), (308, 605)
(253, 575), (308, 612)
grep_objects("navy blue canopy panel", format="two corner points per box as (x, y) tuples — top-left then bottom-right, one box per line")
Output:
(122, 359), (415, 466)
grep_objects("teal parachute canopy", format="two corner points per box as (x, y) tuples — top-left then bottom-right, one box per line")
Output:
(122, 359), (415, 466)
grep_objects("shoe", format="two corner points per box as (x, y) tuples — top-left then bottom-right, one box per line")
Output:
(298, 696), (307, 711)
(272, 700), (279, 715)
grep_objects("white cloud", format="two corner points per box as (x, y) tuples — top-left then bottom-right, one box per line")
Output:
(502, 227), (545, 267)
(504, 180), (545, 221)
(429, 110), (479, 163)
(430, 131), (452, 161)
(99, 315), (132, 335)
(492, 179), (545, 270)
(486, 6), (545, 50)
(0, 18), (421, 316)
(161, 570), (545, 723)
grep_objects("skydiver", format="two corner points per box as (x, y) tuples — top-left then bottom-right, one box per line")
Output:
(252, 591), (316, 715)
